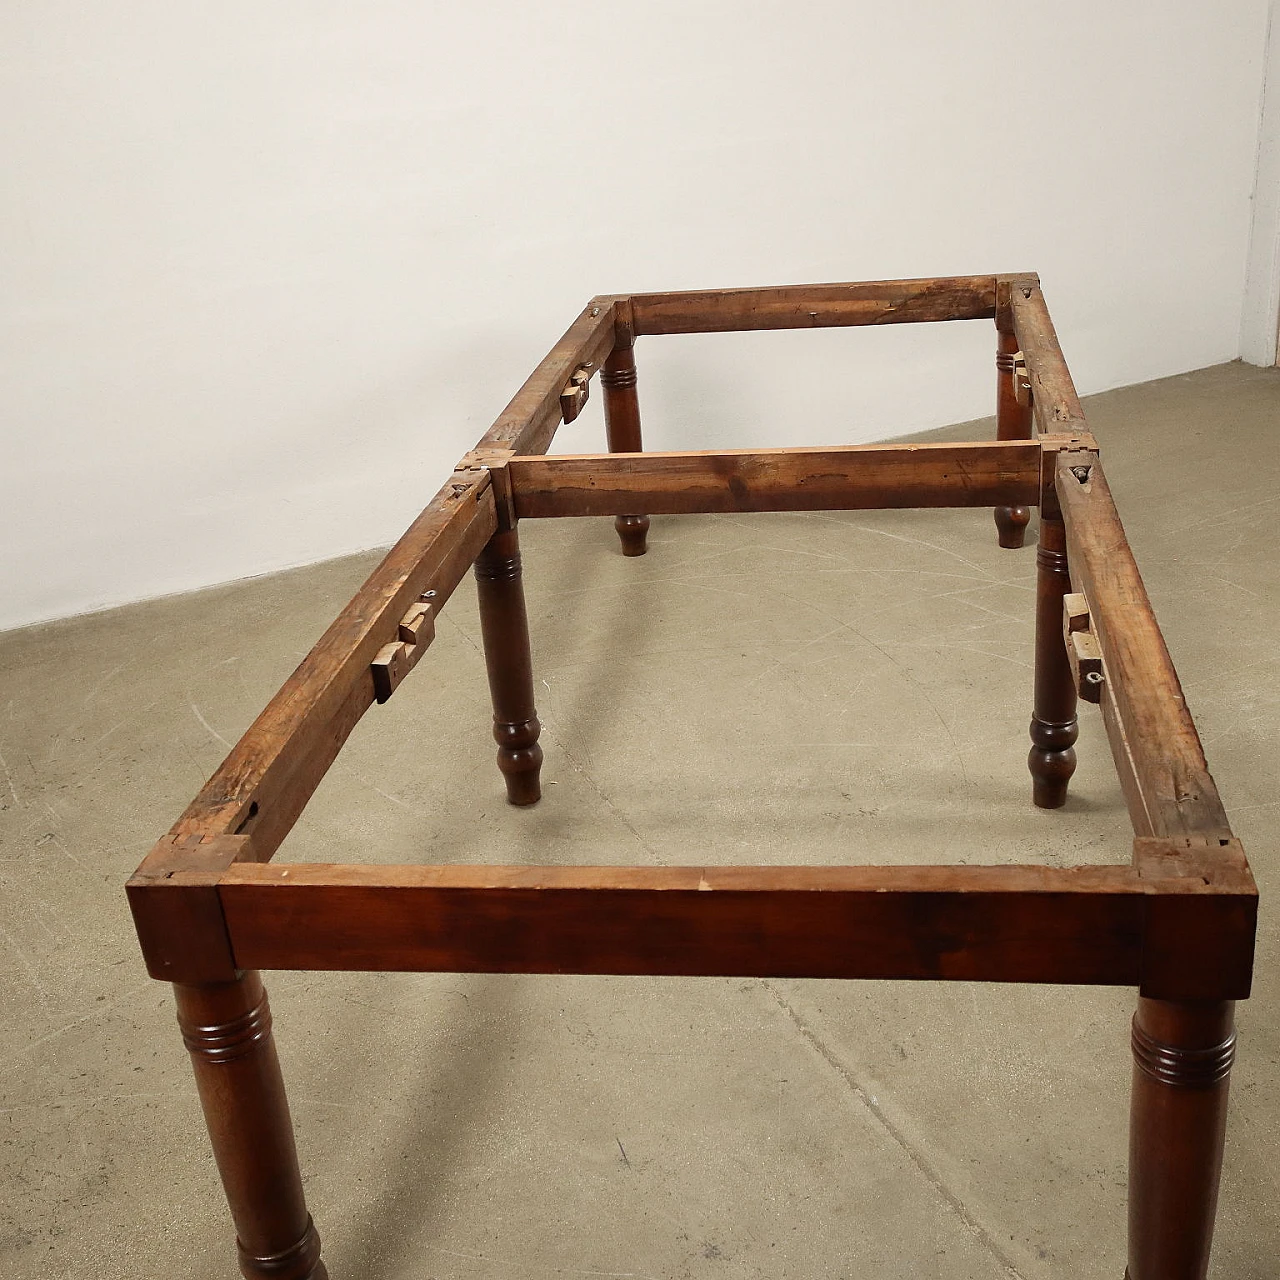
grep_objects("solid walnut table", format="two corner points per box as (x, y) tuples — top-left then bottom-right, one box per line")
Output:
(128, 274), (1257, 1280)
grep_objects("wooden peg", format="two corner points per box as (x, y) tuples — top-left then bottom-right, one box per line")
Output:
(398, 601), (433, 645)
(1012, 352), (1033, 408)
(559, 364), (593, 423)
(371, 602), (436, 703)
(1062, 592), (1103, 703)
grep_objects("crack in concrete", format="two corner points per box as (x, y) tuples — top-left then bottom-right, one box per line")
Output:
(763, 981), (1030, 1280)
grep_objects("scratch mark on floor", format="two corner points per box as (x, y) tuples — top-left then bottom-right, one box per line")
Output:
(44, 832), (92, 873)
(0, 924), (53, 1009)
(543, 726), (658, 862)
(763, 982), (1029, 1279)
(423, 1244), (661, 1280)
(0, 981), (154, 1075)
(189, 702), (233, 750)
(0, 744), (21, 806)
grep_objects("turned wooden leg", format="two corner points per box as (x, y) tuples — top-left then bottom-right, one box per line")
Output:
(475, 526), (543, 805)
(1128, 999), (1236, 1280)
(601, 341), (650, 556)
(175, 973), (327, 1280)
(1028, 510), (1077, 807)
(994, 327), (1032, 548)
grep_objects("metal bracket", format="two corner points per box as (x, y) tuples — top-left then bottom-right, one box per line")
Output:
(1062, 592), (1104, 703)
(371, 601), (436, 703)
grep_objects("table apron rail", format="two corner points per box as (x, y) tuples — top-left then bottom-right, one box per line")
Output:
(201, 862), (1255, 1000)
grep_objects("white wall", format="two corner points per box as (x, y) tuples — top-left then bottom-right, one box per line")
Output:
(1242, 0), (1280, 364)
(2, 2), (1271, 632)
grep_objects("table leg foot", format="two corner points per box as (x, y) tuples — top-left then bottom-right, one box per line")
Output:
(1128, 999), (1235, 1280)
(994, 504), (1030, 549)
(613, 513), (650, 556)
(175, 974), (328, 1280)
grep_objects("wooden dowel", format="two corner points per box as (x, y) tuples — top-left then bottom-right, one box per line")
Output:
(1056, 455), (1230, 837)
(630, 275), (997, 335)
(508, 441), (1041, 518)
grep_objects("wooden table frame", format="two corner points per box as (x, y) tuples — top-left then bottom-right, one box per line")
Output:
(128, 274), (1257, 1280)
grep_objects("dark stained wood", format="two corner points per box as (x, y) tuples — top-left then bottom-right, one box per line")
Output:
(174, 974), (328, 1280)
(630, 275), (997, 335)
(1009, 281), (1088, 434)
(1056, 454), (1231, 837)
(1028, 509), (1079, 807)
(601, 319), (650, 555)
(508, 440), (1041, 518)
(126, 834), (246, 982)
(1128, 998), (1235, 1280)
(474, 527), (543, 805)
(220, 861), (1154, 985)
(993, 325), (1033, 547)
(1134, 837), (1257, 1001)
(480, 298), (618, 455)
(164, 474), (498, 860)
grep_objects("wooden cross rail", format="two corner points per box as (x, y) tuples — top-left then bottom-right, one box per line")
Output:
(503, 440), (1041, 518)
(126, 274), (1258, 1280)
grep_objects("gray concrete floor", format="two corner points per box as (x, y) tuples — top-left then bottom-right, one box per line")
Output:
(2, 361), (1278, 1279)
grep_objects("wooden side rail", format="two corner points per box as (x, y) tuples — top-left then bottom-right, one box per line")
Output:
(478, 296), (618, 455)
(629, 275), (998, 335)
(506, 440), (1041, 518)
(157, 474), (499, 860)
(209, 860), (1254, 999)
(1010, 279), (1088, 434)
(1055, 453), (1231, 839)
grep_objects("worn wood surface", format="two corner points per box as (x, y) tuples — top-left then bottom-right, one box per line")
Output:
(1010, 282), (1088, 434)
(1134, 837), (1256, 1000)
(163, 474), (498, 860)
(508, 441), (1041, 518)
(127, 834), (247, 982)
(630, 276), (997, 335)
(1057, 455), (1231, 838)
(479, 299), (618, 455)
